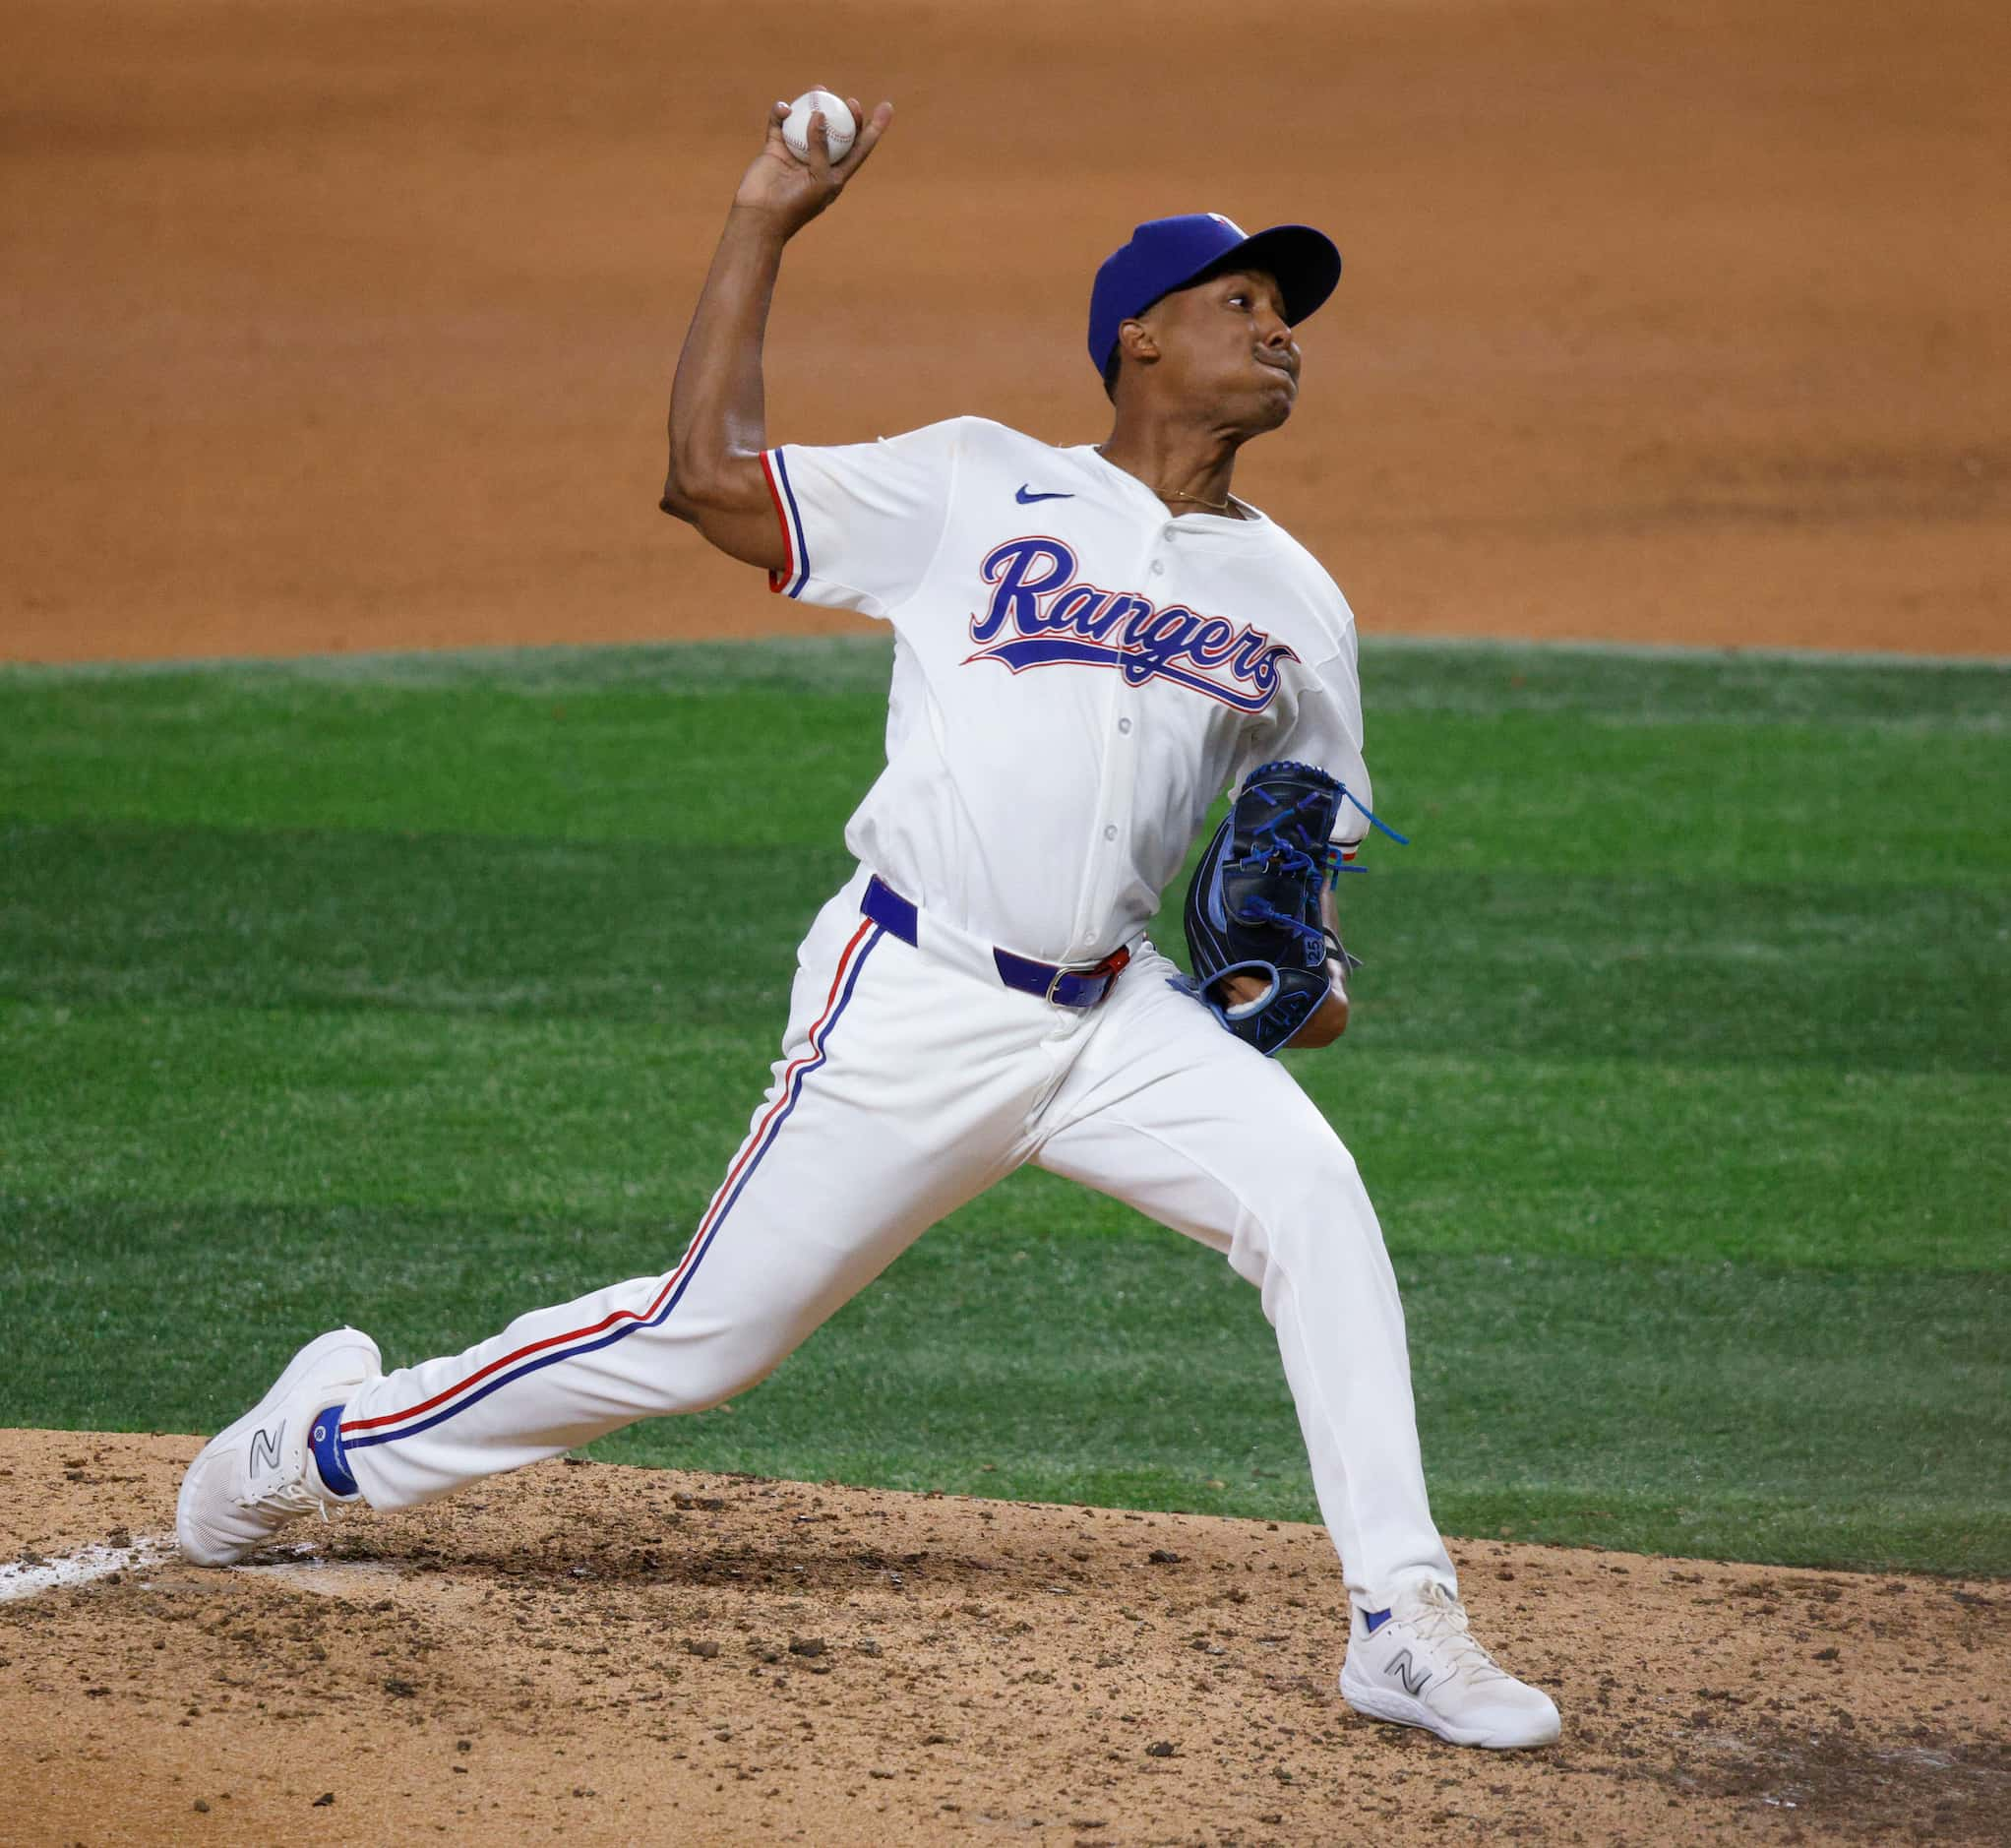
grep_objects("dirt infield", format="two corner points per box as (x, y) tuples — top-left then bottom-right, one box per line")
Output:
(4, 0), (2007, 664)
(4, 1433), (2007, 1847)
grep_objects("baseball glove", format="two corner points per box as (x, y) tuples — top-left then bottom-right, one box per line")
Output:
(1179, 760), (1396, 1057)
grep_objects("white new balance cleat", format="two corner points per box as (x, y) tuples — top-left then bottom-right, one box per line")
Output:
(1340, 1581), (1561, 1750)
(176, 1326), (381, 1567)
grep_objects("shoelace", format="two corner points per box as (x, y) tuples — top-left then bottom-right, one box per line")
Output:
(1398, 1585), (1510, 1686)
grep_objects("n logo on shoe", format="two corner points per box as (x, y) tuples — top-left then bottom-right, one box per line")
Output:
(248, 1421), (284, 1475)
(1387, 1648), (1432, 1696)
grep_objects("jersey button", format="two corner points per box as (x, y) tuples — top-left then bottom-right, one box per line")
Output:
(1103, 825), (1118, 841)
(1117, 717), (1132, 735)
(1150, 561), (1166, 577)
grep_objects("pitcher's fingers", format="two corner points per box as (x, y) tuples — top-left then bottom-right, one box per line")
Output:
(833, 99), (894, 178)
(806, 108), (833, 182)
(762, 98), (791, 153)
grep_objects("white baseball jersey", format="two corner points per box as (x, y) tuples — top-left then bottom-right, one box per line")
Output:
(761, 417), (1373, 964)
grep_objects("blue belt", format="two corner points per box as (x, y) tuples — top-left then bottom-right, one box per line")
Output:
(861, 876), (1130, 1010)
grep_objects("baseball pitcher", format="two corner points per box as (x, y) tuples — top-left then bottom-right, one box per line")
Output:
(178, 95), (1559, 1752)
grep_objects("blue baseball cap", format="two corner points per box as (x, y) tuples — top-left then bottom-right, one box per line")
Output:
(1088, 213), (1343, 376)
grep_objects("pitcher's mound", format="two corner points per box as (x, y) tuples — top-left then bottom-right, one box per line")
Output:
(1, 1430), (2003, 1844)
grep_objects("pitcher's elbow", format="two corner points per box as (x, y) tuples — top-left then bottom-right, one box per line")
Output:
(659, 460), (701, 521)
(660, 454), (740, 521)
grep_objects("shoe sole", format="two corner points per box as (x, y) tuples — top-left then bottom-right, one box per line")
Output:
(176, 1326), (382, 1567)
(1340, 1667), (1560, 1751)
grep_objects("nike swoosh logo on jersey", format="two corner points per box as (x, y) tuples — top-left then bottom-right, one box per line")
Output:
(1014, 485), (1074, 504)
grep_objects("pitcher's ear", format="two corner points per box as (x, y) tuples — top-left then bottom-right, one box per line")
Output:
(1119, 318), (1161, 367)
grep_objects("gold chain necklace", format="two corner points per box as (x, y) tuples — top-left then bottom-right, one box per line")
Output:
(1156, 486), (1236, 513)
(1095, 446), (1238, 516)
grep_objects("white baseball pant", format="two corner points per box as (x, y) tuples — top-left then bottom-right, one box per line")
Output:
(338, 866), (1457, 1607)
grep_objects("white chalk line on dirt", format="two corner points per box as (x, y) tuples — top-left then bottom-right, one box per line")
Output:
(0, 1533), (175, 1603)
(238, 1547), (408, 1597)
(0, 1531), (413, 1604)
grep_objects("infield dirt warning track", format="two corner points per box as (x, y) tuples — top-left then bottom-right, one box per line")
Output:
(3, 0), (2007, 665)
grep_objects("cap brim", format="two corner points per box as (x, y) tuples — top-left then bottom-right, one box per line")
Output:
(1194, 223), (1343, 330)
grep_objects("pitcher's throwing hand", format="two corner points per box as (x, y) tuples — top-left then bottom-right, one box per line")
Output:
(735, 93), (892, 235)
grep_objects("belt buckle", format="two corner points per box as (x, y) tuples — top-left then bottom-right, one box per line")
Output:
(1047, 946), (1127, 1008)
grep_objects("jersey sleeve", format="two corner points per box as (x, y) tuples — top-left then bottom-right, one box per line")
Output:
(1236, 624), (1378, 859)
(760, 419), (965, 619)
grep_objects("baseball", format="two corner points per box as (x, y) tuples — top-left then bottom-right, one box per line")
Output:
(782, 89), (856, 164)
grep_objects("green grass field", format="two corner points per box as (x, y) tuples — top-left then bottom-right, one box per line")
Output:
(3, 637), (2005, 1575)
